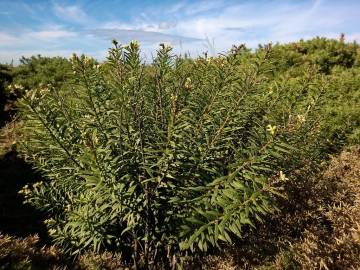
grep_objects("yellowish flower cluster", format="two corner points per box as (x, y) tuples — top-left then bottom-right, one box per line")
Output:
(44, 218), (56, 225)
(83, 55), (92, 64)
(65, 204), (72, 212)
(266, 124), (277, 135)
(48, 228), (57, 236)
(297, 114), (306, 124)
(159, 42), (172, 50)
(279, 171), (288, 181)
(130, 40), (139, 49)
(184, 77), (192, 90)
(7, 83), (25, 95)
(11, 84), (24, 90)
(32, 181), (43, 188)
(171, 94), (178, 113)
(92, 134), (99, 145)
(18, 184), (31, 196)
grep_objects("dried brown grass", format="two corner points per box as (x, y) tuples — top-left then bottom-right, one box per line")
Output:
(0, 233), (126, 270)
(198, 146), (360, 270)
(0, 119), (19, 157)
(284, 146), (360, 269)
(0, 233), (68, 270)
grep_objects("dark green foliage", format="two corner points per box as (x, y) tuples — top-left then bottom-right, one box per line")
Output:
(4, 55), (72, 103)
(16, 37), (360, 268)
(262, 36), (359, 74)
(0, 64), (13, 92)
(14, 55), (72, 90)
(0, 56), (72, 126)
(0, 64), (14, 125)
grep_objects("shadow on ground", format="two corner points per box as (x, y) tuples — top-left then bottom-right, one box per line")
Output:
(0, 149), (48, 240)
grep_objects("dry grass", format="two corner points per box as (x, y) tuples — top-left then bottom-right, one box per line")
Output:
(0, 234), (126, 270)
(284, 146), (360, 269)
(0, 119), (19, 157)
(76, 251), (124, 270)
(0, 233), (68, 270)
(194, 146), (360, 269)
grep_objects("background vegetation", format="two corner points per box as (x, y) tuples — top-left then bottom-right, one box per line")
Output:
(0, 36), (359, 269)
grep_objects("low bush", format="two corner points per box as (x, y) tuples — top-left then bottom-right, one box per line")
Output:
(15, 42), (329, 267)
(15, 38), (360, 268)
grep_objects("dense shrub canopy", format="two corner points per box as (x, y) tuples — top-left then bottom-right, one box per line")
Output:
(0, 56), (72, 126)
(16, 37), (360, 268)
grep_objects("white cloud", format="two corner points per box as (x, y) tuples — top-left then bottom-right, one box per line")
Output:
(53, 3), (89, 23)
(1, 0), (359, 63)
(0, 27), (77, 45)
(0, 32), (18, 46)
(183, 0), (225, 16)
(342, 33), (360, 43)
(167, 2), (186, 14)
(30, 29), (76, 41)
(152, 0), (359, 54)
(89, 28), (201, 44)
(73, 0), (359, 58)
(92, 19), (202, 45)
(158, 21), (177, 30)
(0, 49), (76, 64)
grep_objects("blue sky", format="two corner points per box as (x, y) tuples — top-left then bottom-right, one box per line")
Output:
(0, 0), (359, 63)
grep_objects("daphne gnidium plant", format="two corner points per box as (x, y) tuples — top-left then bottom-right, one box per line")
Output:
(18, 40), (327, 268)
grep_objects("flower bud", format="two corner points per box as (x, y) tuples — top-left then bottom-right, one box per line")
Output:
(184, 77), (192, 91)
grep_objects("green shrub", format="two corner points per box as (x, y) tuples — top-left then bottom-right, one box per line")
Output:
(17, 40), (358, 268)
(14, 56), (72, 89)
(1, 56), (72, 127)
(265, 36), (358, 74)
(4, 56), (72, 102)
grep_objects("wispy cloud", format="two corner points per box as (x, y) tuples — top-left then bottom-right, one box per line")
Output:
(0, 49), (78, 64)
(0, 32), (18, 45)
(0, 27), (77, 46)
(167, 2), (186, 14)
(182, 0), (226, 16)
(158, 21), (177, 30)
(89, 28), (202, 44)
(31, 29), (77, 41)
(158, 0), (360, 52)
(0, 0), (359, 63)
(53, 3), (89, 24)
